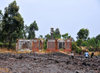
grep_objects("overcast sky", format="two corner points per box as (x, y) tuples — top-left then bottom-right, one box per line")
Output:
(0, 0), (100, 40)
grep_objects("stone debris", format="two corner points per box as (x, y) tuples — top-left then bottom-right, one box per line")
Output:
(0, 52), (99, 73)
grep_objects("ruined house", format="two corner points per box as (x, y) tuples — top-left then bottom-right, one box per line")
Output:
(16, 39), (43, 52)
(47, 28), (72, 52)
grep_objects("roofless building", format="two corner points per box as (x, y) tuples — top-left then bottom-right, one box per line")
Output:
(47, 28), (72, 52)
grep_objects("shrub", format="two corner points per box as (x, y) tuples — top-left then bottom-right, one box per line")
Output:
(0, 42), (3, 47)
(43, 40), (47, 50)
(72, 42), (82, 54)
(72, 42), (77, 50)
(76, 39), (83, 46)
(87, 38), (97, 48)
(0, 42), (16, 49)
(97, 40), (100, 49)
(76, 47), (82, 54)
(81, 41), (88, 46)
(88, 48), (95, 51)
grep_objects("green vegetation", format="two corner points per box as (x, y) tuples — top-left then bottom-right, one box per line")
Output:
(53, 28), (61, 39)
(77, 28), (89, 41)
(0, 1), (38, 49)
(27, 21), (38, 39)
(45, 28), (61, 39)
(71, 28), (100, 53)
(0, 1), (100, 53)
(71, 29), (100, 53)
(62, 33), (71, 39)
(72, 42), (82, 54)
(43, 40), (47, 50)
(2, 1), (24, 49)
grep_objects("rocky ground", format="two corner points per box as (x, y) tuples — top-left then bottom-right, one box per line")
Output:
(0, 52), (100, 73)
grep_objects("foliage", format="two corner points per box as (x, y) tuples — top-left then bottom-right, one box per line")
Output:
(43, 40), (47, 50)
(88, 48), (95, 51)
(45, 34), (51, 39)
(22, 25), (29, 39)
(76, 39), (83, 46)
(81, 41), (88, 46)
(96, 34), (100, 41)
(28, 21), (38, 39)
(0, 10), (3, 22)
(39, 35), (43, 39)
(97, 40), (100, 48)
(77, 28), (89, 41)
(0, 10), (3, 41)
(0, 42), (16, 49)
(45, 28), (61, 39)
(2, 1), (24, 48)
(76, 48), (82, 54)
(76, 39), (88, 47)
(53, 28), (61, 39)
(87, 37), (97, 49)
(96, 40), (100, 51)
(72, 42), (77, 50)
(62, 33), (68, 39)
(72, 42), (82, 54)
(62, 33), (72, 39)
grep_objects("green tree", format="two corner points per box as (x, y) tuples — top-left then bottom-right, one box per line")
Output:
(28, 21), (38, 39)
(22, 25), (29, 39)
(77, 28), (89, 41)
(0, 10), (3, 22)
(72, 42), (82, 54)
(45, 34), (51, 39)
(0, 10), (3, 31)
(54, 28), (61, 39)
(39, 35), (43, 39)
(87, 37), (97, 49)
(62, 33), (68, 39)
(0, 10), (3, 41)
(96, 34), (100, 41)
(96, 34), (100, 50)
(76, 39), (83, 46)
(97, 40), (100, 49)
(62, 33), (71, 39)
(2, 1), (24, 48)
(86, 37), (100, 51)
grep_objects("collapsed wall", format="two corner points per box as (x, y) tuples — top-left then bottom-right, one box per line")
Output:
(47, 39), (58, 52)
(16, 38), (72, 52)
(47, 38), (72, 52)
(16, 39), (43, 52)
(16, 39), (32, 51)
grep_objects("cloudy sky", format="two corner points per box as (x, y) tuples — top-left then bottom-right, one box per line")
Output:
(0, 0), (100, 40)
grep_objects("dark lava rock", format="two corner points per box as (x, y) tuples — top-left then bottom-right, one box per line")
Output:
(0, 53), (99, 73)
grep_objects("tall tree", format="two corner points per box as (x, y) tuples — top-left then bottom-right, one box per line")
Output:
(0, 10), (3, 21)
(0, 10), (3, 41)
(28, 21), (38, 39)
(2, 1), (24, 48)
(0, 10), (3, 31)
(23, 25), (29, 39)
(54, 28), (61, 39)
(77, 28), (89, 41)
